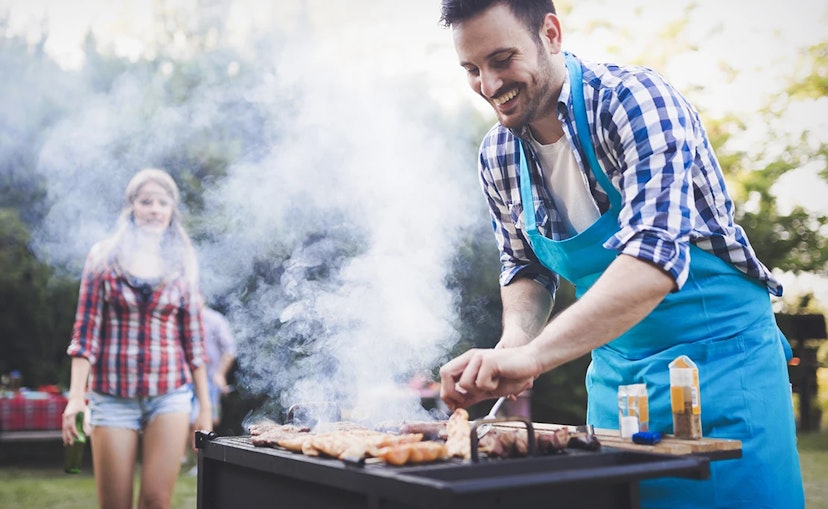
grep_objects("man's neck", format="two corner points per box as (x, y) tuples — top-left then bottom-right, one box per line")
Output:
(528, 114), (564, 145)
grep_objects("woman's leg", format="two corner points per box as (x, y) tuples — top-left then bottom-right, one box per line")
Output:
(137, 411), (190, 509)
(91, 426), (140, 509)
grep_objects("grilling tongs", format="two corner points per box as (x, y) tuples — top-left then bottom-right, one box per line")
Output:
(474, 396), (599, 444)
(475, 396), (507, 438)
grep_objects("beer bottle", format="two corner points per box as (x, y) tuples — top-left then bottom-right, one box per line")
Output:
(64, 412), (87, 474)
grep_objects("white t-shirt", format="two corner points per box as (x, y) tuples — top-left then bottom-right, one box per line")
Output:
(529, 135), (601, 235)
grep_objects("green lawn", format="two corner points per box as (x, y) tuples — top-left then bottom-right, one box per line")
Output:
(0, 466), (197, 509)
(800, 430), (828, 509)
(0, 433), (825, 509)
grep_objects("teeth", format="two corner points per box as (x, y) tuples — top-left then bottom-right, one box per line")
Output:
(493, 88), (518, 106)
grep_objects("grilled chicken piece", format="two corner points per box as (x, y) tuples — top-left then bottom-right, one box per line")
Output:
(445, 408), (471, 459)
(381, 421), (447, 441)
(537, 428), (571, 454)
(478, 428), (526, 458)
(375, 441), (448, 465)
(276, 435), (310, 453)
(478, 426), (571, 458)
(300, 429), (425, 460)
(249, 424), (311, 447)
(248, 421), (310, 437)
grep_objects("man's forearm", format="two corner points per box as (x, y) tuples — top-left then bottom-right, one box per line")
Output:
(216, 354), (235, 379)
(498, 278), (554, 348)
(526, 254), (676, 372)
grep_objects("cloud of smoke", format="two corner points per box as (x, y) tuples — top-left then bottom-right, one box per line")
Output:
(23, 0), (486, 425)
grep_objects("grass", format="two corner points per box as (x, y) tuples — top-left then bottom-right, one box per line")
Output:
(799, 430), (828, 509)
(0, 466), (197, 509)
(0, 433), (825, 509)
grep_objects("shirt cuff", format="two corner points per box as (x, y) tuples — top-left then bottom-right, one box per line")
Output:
(606, 229), (690, 290)
(499, 264), (559, 295)
(189, 351), (207, 371)
(66, 345), (96, 366)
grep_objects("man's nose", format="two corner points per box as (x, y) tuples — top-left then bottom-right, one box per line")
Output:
(479, 69), (502, 99)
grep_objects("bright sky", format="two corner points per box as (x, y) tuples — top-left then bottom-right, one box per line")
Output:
(3, 0), (827, 307)
(4, 0), (826, 115)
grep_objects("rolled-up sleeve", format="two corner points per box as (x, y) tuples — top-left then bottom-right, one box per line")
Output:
(479, 134), (559, 296)
(600, 70), (698, 290)
(179, 282), (207, 371)
(67, 249), (104, 365)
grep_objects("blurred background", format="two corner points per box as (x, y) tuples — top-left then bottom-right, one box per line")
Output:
(0, 0), (826, 457)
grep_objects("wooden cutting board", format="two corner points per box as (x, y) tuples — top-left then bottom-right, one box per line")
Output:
(591, 428), (742, 458)
(493, 422), (742, 459)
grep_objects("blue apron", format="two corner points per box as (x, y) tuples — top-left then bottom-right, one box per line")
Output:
(514, 53), (804, 508)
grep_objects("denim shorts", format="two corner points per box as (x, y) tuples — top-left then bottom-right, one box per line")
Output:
(190, 381), (221, 423)
(89, 384), (193, 431)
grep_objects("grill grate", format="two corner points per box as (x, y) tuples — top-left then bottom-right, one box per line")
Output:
(197, 432), (711, 509)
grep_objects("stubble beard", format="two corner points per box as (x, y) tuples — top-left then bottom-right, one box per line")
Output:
(500, 51), (558, 131)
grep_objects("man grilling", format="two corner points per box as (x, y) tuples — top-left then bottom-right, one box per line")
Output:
(436, 1), (804, 507)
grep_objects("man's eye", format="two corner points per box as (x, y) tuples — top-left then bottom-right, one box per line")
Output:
(464, 66), (479, 76)
(492, 57), (511, 68)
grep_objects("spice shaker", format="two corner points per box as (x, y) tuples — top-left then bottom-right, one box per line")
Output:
(618, 383), (649, 438)
(669, 355), (702, 439)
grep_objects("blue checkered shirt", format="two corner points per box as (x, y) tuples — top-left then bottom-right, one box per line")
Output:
(479, 54), (781, 297)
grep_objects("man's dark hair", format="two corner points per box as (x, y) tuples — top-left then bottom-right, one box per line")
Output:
(440, 0), (556, 41)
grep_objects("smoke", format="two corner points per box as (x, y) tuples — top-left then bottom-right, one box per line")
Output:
(200, 7), (479, 425)
(18, 0), (487, 425)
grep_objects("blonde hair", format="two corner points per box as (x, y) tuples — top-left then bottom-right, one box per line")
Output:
(93, 168), (199, 283)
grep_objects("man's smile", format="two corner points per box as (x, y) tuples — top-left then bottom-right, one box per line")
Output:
(492, 87), (519, 106)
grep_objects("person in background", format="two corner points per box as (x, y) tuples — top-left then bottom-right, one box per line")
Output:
(436, 1), (803, 508)
(184, 301), (236, 474)
(62, 168), (212, 509)
(192, 303), (236, 429)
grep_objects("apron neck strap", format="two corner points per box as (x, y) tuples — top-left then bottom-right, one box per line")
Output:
(517, 53), (624, 231)
(564, 53), (622, 210)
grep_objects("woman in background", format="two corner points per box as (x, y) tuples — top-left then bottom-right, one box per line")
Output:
(61, 168), (212, 509)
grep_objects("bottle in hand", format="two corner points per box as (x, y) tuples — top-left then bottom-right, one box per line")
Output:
(64, 412), (87, 474)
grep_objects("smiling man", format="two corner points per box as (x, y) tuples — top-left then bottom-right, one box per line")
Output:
(437, 1), (804, 507)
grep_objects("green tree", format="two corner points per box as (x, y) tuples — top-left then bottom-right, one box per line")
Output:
(0, 209), (77, 387)
(724, 41), (828, 299)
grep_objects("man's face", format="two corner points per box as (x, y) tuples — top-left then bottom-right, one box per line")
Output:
(452, 4), (561, 130)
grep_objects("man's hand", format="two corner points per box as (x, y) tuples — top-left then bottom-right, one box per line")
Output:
(495, 330), (533, 349)
(439, 346), (541, 410)
(212, 373), (230, 394)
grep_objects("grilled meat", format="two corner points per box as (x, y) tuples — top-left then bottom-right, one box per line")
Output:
(248, 409), (585, 465)
(445, 408), (472, 459)
(375, 441), (448, 466)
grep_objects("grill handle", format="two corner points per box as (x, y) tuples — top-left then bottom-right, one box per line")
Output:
(286, 402), (342, 426)
(469, 416), (536, 462)
(195, 430), (219, 450)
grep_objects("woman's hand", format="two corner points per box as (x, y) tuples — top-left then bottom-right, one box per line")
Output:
(61, 398), (89, 446)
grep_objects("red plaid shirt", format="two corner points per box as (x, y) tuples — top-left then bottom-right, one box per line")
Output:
(67, 250), (206, 398)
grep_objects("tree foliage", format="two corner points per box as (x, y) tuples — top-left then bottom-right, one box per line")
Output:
(0, 209), (77, 386)
(724, 40), (828, 284)
(0, 4), (825, 428)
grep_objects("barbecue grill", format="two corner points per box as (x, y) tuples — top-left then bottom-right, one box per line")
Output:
(195, 429), (713, 509)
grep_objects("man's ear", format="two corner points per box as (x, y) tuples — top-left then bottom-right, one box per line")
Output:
(540, 13), (563, 53)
